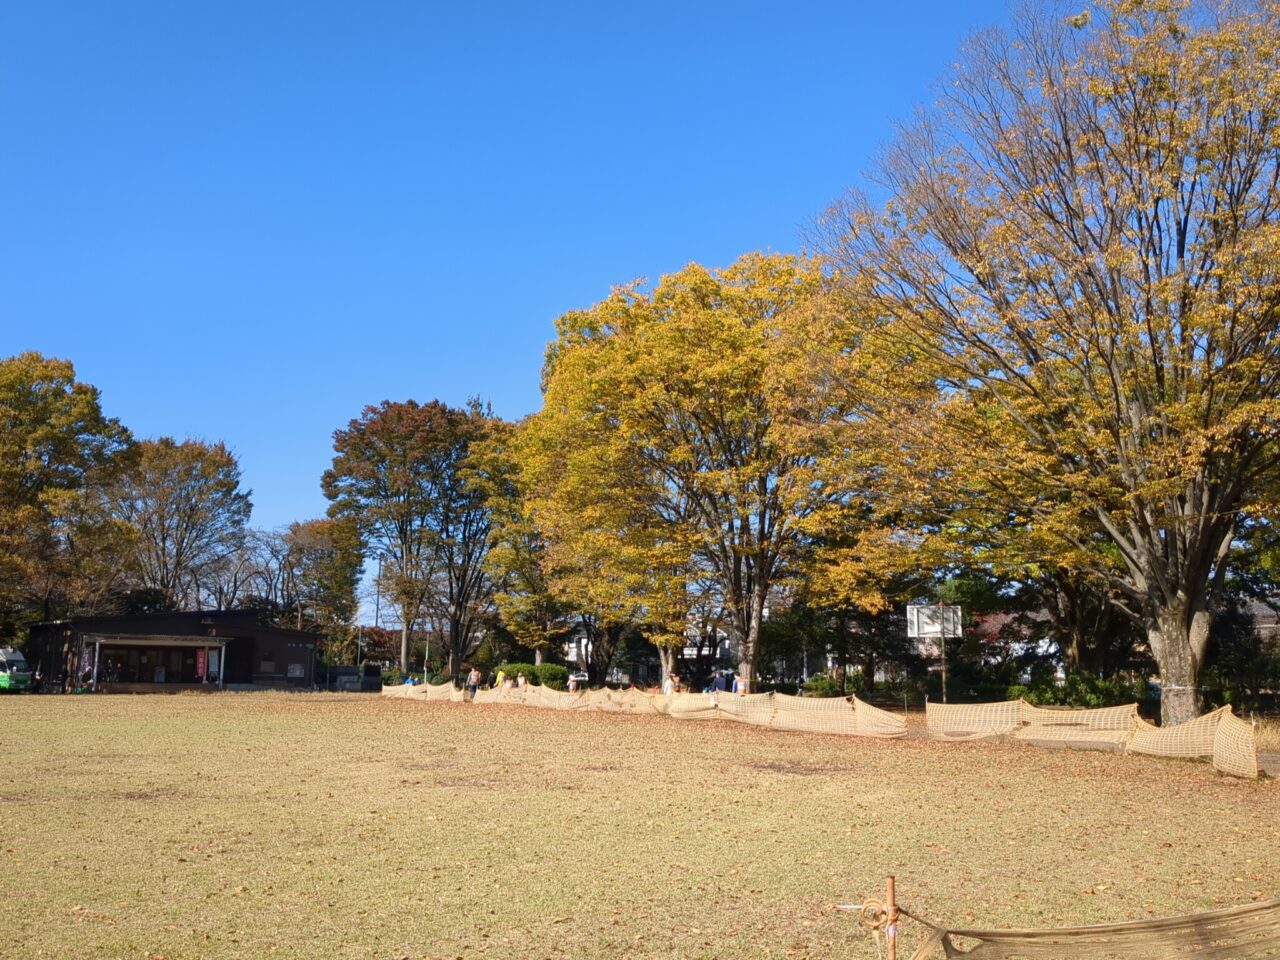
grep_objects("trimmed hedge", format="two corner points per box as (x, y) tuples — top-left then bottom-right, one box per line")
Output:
(532, 663), (568, 691)
(493, 662), (569, 690)
(801, 675), (843, 698)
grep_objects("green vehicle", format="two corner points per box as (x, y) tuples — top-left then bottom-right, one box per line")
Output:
(0, 647), (32, 692)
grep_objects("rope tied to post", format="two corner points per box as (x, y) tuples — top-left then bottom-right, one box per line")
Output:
(839, 876), (902, 960)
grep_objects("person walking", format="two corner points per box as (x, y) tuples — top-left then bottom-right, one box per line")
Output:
(466, 667), (481, 700)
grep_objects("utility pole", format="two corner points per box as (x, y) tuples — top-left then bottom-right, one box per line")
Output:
(374, 554), (382, 629)
(939, 602), (948, 704)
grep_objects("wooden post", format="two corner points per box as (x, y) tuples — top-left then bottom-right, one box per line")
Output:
(886, 875), (899, 960)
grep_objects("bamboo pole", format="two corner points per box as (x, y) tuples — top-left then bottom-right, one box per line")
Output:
(886, 875), (899, 960)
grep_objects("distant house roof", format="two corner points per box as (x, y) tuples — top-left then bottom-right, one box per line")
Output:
(1245, 598), (1280, 641)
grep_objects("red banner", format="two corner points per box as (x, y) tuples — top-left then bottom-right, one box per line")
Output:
(196, 648), (207, 679)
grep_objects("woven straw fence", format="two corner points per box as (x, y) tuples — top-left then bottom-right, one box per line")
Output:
(386, 684), (1257, 776)
(384, 682), (906, 739)
(926, 699), (1258, 778)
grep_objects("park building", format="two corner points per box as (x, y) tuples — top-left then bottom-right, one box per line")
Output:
(27, 609), (319, 692)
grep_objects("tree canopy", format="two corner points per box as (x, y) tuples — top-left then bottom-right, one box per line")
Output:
(110, 437), (253, 610)
(0, 352), (133, 631)
(520, 253), (867, 688)
(323, 399), (501, 676)
(819, 0), (1280, 722)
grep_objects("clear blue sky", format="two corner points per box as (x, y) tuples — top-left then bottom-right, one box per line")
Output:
(1, 0), (1010, 530)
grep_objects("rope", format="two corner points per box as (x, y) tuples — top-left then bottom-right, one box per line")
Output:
(856, 897), (1280, 960)
(839, 898), (892, 960)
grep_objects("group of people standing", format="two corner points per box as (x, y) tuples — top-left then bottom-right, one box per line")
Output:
(464, 666), (528, 700)
(664, 672), (745, 696)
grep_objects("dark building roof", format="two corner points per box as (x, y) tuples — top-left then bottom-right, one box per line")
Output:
(34, 608), (320, 642)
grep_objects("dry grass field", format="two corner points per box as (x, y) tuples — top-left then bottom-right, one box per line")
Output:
(2, 693), (1277, 960)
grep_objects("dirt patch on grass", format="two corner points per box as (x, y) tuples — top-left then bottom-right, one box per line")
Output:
(1258, 750), (1280, 778)
(748, 759), (842, 776)
(113, 787), (186, 801)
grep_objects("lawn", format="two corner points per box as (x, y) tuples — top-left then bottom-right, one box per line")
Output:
(3, 693), (1276, 960)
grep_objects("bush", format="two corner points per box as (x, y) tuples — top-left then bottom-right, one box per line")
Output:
(495, 662), (539, 685)
(532, 663), (568, 690)
(1008, 672), (1146, 708)
(801, 674), (842, 698)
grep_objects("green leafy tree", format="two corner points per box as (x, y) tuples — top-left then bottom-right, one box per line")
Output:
(285, 516), (364, 635)
(323, 399), (500, 677)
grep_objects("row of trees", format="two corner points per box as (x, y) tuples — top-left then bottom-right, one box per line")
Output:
(0, 352), (362, 649)
(326, 0), (1280, 724)
(7, 2), (1278, 724)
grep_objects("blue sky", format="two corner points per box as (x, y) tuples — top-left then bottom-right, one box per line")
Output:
(1, 1), (1010, 530)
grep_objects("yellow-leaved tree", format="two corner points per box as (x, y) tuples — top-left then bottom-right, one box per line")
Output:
(819, 0), (1280, 723)
(521, 253), (878, 689)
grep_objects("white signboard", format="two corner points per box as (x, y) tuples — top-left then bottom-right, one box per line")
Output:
(906, 605), (963, 639)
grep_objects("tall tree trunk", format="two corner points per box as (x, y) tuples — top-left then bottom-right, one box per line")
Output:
(736, 583), (767, 693)
(586, 621), (623, 686)
(449, 614), (463, 681)
(658, 645), (679, 683)
(399, 621), (409, 674)
(1146, 600), (1209, 726)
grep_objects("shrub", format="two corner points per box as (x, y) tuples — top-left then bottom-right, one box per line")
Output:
(1008, 672), (1146, 708)
(532, 663), (568, 690)
(802, 674), (842, 698)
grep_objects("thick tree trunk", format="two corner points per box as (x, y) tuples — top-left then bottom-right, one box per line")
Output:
(1146, 601), (1209, 726)
(448, 614), (463, 681)
(399, 621), (409, 674)
(736, 586), (767, 693)
(585, 622), (622, 687)
(658, 646), (679, 683)
(534, 646), (544, 666)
